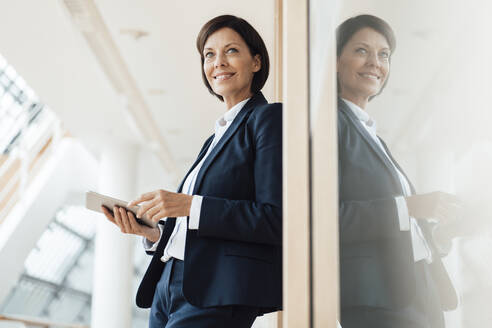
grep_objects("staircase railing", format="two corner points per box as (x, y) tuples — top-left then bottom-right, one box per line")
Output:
(0, 313), (88, 328)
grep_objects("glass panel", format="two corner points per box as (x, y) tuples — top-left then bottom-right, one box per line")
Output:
(0, 73), (11, 89)
(4, 65), (17, 81)
(0, 90), (14, 109)
(65, 247), (94, 293)
(14, 76), (26, 90)
(9, 84), (21, 99)
(330, 2), (492, 328)
(24, 224), (85, 284)
(56, 206), (97, 239)
(0, 53), (52, 159)
(1, 280), (55, 317)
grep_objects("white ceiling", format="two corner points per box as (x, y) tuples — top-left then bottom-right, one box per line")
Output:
(0, 0), (276, 179)
(1, 0), (490, 180)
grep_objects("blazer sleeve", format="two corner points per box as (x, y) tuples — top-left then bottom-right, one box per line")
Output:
(197, 104), (282, 245)
(337, 110), (407, 244)
(339, 198), (404, 243)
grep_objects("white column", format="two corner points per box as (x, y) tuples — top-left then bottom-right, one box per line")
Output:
(92, 140), (137, 328)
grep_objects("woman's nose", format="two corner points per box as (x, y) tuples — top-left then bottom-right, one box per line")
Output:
(366, 52), (381, 67)
(214, 53), (227, 68)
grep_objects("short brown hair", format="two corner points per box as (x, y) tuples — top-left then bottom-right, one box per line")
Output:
(336, 15), (396, 100)
(196, 15), (270, 101)
(337, 14), (396, 57)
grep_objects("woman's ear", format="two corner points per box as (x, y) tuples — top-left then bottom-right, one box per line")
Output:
(252, 54), (261, 72)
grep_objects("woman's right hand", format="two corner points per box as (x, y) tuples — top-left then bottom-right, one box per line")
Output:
(101, 205), (161, 243)
(405, 191), (463, 222)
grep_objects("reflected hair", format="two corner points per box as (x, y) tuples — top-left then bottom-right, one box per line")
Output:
(196, 15), (270, 101)
(336, 14), (396, 100)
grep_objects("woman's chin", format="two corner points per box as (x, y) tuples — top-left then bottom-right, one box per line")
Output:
(359, 87), (381, 99)
(212, 87), (230, 98)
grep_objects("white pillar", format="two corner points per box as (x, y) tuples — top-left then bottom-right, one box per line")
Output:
(92, 141), (137, 328)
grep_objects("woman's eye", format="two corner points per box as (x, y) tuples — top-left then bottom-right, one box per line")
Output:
(205, 52), (214, 58)
(226, 48), (238, 54)
(356, 48), (367, 54)
(380, 51), (390, 59)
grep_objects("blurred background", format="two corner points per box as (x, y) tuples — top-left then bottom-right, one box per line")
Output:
(1, 0), (491, 327)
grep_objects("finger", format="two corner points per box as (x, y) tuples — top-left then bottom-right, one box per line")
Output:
(137, 198), (160, 218)
(128, 191), (157, 207)
(151, 209), (167, 222)
(113, 206), (124, 231)
(101, 206), (116, 223)
(127, 211), (143, 233)
(145, 204), (162, 220)
(119, 207), (132, 233)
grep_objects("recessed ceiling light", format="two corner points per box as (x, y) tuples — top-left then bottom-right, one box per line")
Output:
(120, 29), (149, 40)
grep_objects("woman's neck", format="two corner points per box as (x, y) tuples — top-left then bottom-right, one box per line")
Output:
(224, 91), (253, 110)
(340, 92), (368, 110)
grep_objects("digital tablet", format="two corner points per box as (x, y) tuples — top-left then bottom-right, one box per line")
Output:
(85, 191), (157, 228)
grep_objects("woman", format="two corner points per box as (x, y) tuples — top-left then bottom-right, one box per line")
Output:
(102, 15), (282, 328)
(337, 15), (460, 328)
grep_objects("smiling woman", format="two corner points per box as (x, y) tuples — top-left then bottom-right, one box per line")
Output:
(336, 15), (395, 108)
(201, 27), (261, 109)
(196, 15), (270, 107)
(101, 14), (282, 328)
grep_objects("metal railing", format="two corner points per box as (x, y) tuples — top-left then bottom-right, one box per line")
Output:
(0, 314), (88, 328)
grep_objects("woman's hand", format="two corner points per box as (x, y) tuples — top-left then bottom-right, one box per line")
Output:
(128, 190), (193, 222)
(101, 205), (160, 243)
(405, 191), (463, 222)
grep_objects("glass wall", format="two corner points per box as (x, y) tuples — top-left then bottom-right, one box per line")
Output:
(307, 0), (492, 327)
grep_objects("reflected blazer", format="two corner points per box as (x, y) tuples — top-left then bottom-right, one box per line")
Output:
(337, 98), (457, 311)
(136, 92), (282, 313)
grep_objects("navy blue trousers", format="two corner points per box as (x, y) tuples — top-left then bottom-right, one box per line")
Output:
(149, 258), (259, 328)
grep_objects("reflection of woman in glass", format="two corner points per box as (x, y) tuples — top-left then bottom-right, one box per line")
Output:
(102, 15), (282, 328)
(337, 15), (460, 328)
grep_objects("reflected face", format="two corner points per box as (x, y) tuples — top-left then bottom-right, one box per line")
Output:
(337, 27), (391, 107)
(203, 27), (261, 107)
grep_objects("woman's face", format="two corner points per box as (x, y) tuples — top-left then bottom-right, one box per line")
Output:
(337, 27), (391, 108)
(203, 27), (261, 108)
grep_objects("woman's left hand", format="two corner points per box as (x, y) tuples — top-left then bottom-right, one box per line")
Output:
(128, 190), (193, 222)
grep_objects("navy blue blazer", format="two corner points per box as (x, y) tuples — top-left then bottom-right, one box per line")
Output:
(338, 98), (457, 311)
(136, 92), (282, 313)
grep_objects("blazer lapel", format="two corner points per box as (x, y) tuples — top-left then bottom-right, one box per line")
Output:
(176, 135), (214, 193)
(192, 92), (268, 194)
(378, 137), (417, 195)
(338, 98), (403, 193)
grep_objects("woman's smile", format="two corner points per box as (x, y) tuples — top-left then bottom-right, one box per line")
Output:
(358, 71), (381, 81)
(203, 27), (261, 109)
(213, 71), (236, 81)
